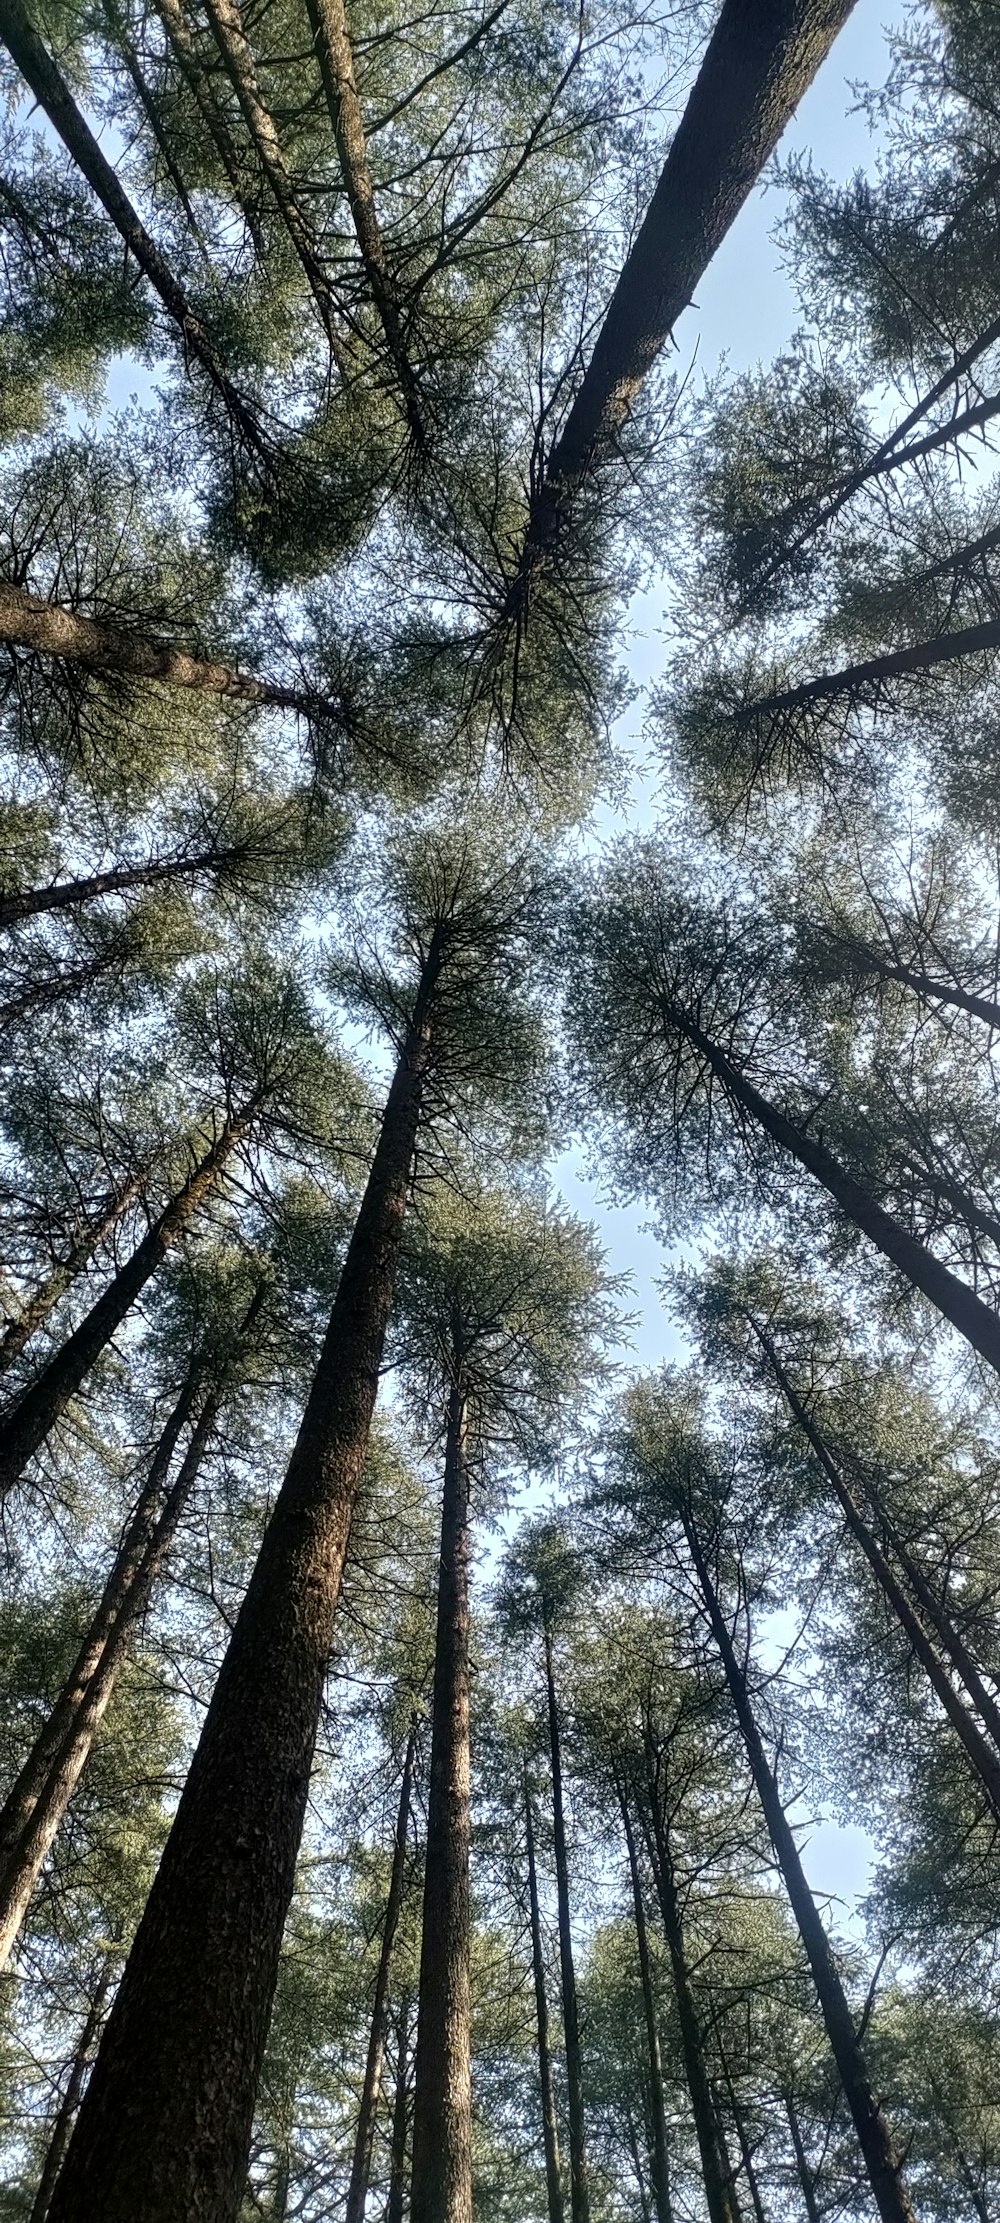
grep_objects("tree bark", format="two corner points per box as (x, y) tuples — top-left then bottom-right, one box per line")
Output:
(738, 615), (1000, 725)
(618, 1782), (671, 2223)
(410, 1377), (473, 2223)
(783, 2092), (821, 2223)
(0, 1110), (248, 1497)
(684, 1515), (916, 2223)
(45, 955), (439, 2223)
(28, 1965), (112, 2223)
(643, 1760), (741, 2223)
(543, 1619), (590, 2223)
(0, 845), (245, 930)
(754, 1325), (1000, 1812)
(0, 1171), (144, 1377)
(815, 929), (1000, 1036)
(345, 1715), (419, 2223)
(386, 1995), (412, 2223)
(149, 0), (266, 253)
(667, 996), (1000, 1378)
(0, 0), (268, 457)
(525, 1771), (565, 2223)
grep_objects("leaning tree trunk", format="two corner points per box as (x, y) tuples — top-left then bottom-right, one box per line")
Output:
(345, 1715), (419, 2223)
(618, 1781), (671, 2223)
(0, 1107), (250, 1497)
(45, 949), (441, 2223)
(0, 845), (242, 930)
(684, 1515), (916, 2223)
(386, 1995), (413, 2223)
(736, 615), (1000, 728)
(28, 1964), (113, 2223)
(643, 1762), (741, 2223)
(0, 0), (266, 455)
(410, 1377), (473, 2223)
(543, 1618), (590, 2223)
(0, 1366), (230, 1970)
(0, 1169), (144, 1377)
(150, 0), (266, 253)
(525, 1770), (565, 2223)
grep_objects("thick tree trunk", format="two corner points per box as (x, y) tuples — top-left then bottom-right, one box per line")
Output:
(0, 0), (267, 455)
(0, 1110), (248, 1497)
(783, 2092), (821, 2223)
(670, 998), (1000, 1377)
(643, 1765), (741, 2223)
(0, 1365), (229, 1969)
(410, 1378), (473, 2223)
(515, 0), (856, 589)
(618, 1783), (671, 2223)
(525, 1772), (565, 2223)
(543, 1620), (590, 2223)
(756, 1327), (1000, 1811)
(387, 1995), (412, 2223)
(346, 1715), (419, 2223)
(739, 615), (1000, 725)
(28, 1965), (112, 2223)
(684, 1517), (915, 2223)
(0, 1171), (144, 1377)
(0, 581), (339, 722)
(45, 965), (438, 2223)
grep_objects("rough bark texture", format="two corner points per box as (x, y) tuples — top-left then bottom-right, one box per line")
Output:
(619, 1785), (672, 2223)
(345, 1716), (419, 2223)
(544, 1622), (590, 2223)
(410, 1379), (473, 2223)
(0, 581), (339, 722)
(670, 999), (1000, 1377)
(28, 1967), (112, 2223)
(0, 1112), (246, 1497)
(46, 985), (435, 2223)
(644, 1767), (741, 2223)
(525, 1774), (566, 2223)
(0, 0), (267, 453)
(685, 1519), (916, 2223)
(386, 1995), (412, 2223)
(0, 1172), (144, 1376)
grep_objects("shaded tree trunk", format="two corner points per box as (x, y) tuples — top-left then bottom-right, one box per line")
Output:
(738, 615), (1000, 725)
(684, 1514), (916, 2223)
(0, 845), (246, 930)
(783, 2092), (821, 2223)
(543, 1618), (590, 2223)
(45, 952), (440, 2223)
(149, 0), (266, 253)
(617, 1781), (671, 2223)
(0, 1109), (249, 1497)
(0, 1170), (144, 1377)
(525, 1770), (565, 2223)
(29, 1964), (112, 2223)
(410, 1377), (473, 2223)
(387, 1995), (413, 2223)
(346, 1715), (419, 2223)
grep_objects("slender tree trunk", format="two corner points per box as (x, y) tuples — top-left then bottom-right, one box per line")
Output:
(684, 1516), (916, 2223)
(149, 0), (266, 253)
(716, 2048), (766, 2223)
(670, 998), (1000, 1377)
(820, 935), (1000, 1034)
(0, 1110), (248, 1497)
(410, 1377), (473, 2223)
(542, 1620), (590, 2223)
(0, 1171), (144, 1377)
(28, 1965), (112, 2223)
(0, 0), (267, 455)
(617, 1781), (671, 2223)
(0, 1367), (229, 1969)
(739, 615), (1000, 725)
(525, 1771), (565, 2223)
(0, 846), (240, 930)
(783, 2092), (821, 2223)
(0, 581), (339, 722)
(387, 1996), (412, 2223)
(755, 1326), (1000, 1810)
(642, 1765), (741, 2223)
(45, 959), (439, 2223)
(625, 2110), (653, 2223)
(346, 1716), (419, 2223)
(0, 946), (128, 1025)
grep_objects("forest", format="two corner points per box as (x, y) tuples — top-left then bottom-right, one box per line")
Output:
(1, 0), (999, 2216)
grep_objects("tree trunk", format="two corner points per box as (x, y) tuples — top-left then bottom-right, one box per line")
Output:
(543, 1619), (590, 2223)
(28, 1964), (113, 2223)
(617, 1781), (671, 2223)
(0, 1363), (230, 1969)
(821, 934), (1000, 1035)
(716, 2047), (766, 2223)
(0, 0), (267, 456)
(410, 1377), (473, 2223)
(755, 1325), (1000, 1812)
(149, 0), (266, 254)
(0, 581), (339, 722)
(0, 846), (242, 930)
(0, 1110), (248, 1497)
(671, 997), (1000, 1378)
(642, 1761), (741, 2223)
(0, 1171), (144, 1377)
(346, 1715), (419, 2223)
(783, 2092), (821, 2223)
(0, 945), (129, 1025)
(684, 1515), (916, 2223)
(739, 615), (1000, 725)
(525, 1771), (565, 2223)
(45, 958), (439, 2223)
(386, 1995), (412, 2223)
